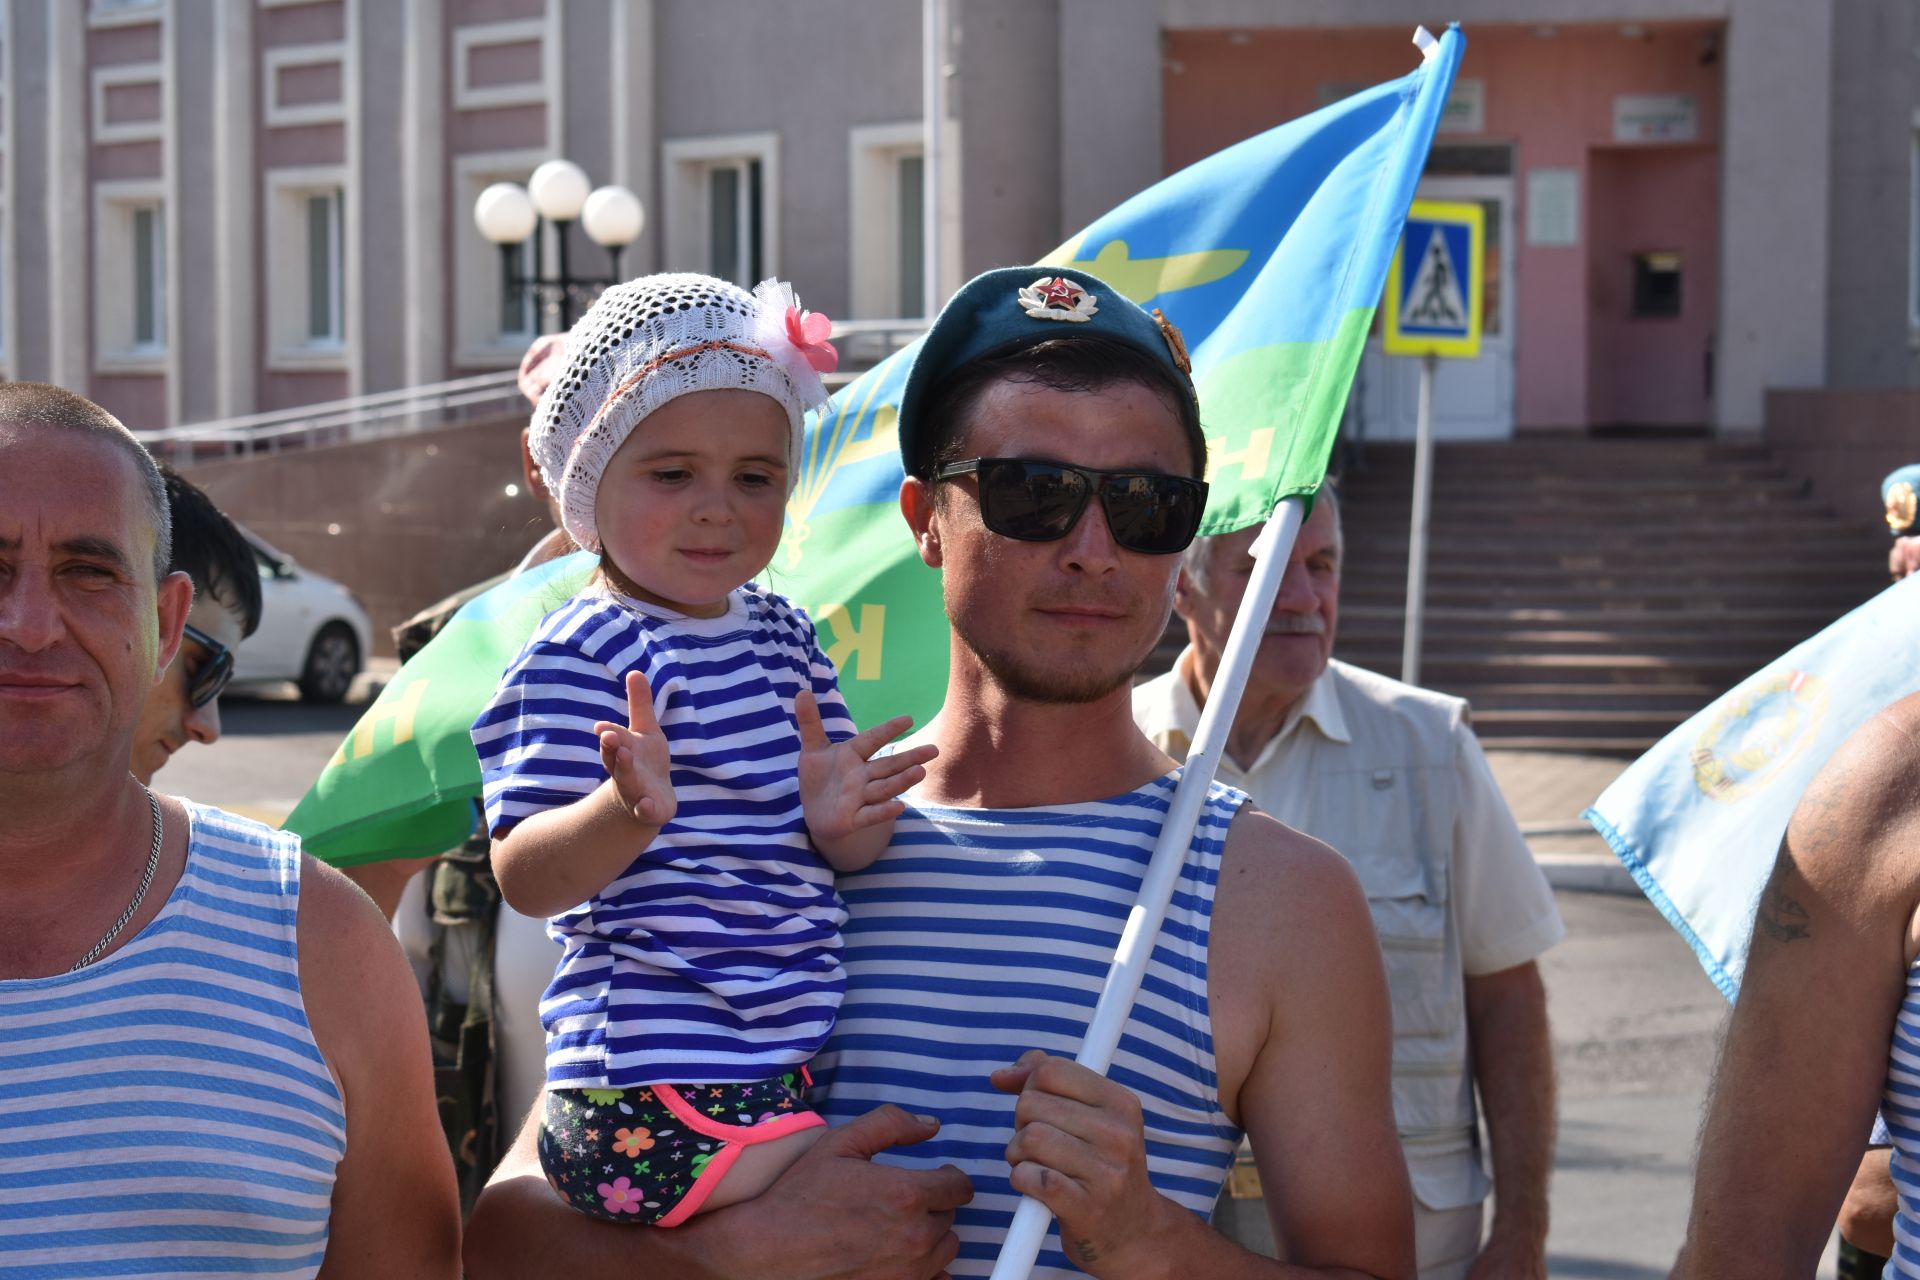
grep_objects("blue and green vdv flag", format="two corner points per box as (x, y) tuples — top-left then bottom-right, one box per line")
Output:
(286, 25), (1466, 866)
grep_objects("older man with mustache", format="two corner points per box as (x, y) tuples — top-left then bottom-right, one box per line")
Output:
(1132, 487), (1564, 1280)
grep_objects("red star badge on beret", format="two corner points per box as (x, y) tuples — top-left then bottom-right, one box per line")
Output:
(1038, 277), (1083, 310)
(1017, 276), (1099, 322)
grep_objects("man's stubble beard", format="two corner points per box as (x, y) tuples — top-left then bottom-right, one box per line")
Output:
(949, 610), (1149, 706)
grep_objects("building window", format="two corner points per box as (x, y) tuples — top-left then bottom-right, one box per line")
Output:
(132, 204), (165, 349)
(454, 150), (549, 367)
(706, 159), (764, 287)
(848, 123), (929, 320)
(896, 155), (925, 317)
(266, 169), (349, 369)
(499, 240), (535, 339)
(664, 133), (780, 288)
(93, 183), (169, 370)
(305, 190), (344, 345)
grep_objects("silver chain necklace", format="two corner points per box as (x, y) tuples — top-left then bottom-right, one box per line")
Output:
(69, 787), (163, 972)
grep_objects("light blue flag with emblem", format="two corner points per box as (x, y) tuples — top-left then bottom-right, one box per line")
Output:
(1585, 573), (1920, 1000)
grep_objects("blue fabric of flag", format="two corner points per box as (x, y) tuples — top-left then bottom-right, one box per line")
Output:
(1586, 573), (1920, 999)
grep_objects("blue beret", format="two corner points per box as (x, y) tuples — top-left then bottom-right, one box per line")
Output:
(1883, 465), (1920, 537)
(898, 266), (1196, 478)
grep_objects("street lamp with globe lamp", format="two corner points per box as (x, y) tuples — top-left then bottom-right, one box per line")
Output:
(473, 159), (644, 332)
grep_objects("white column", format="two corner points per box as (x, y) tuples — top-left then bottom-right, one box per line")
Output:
(162, 0), (183, 429)
(213, 0), (255, 418)
(610, 0), (656, 276)
(1057, 0), (1161, 239)
(344, 0), (365, 396)
(1715, 0), (1833, 430)
(46, 1), (87, 392)
(2, 3), (19, 382)
(403, 0), (446, 388)
(922, 0), (946, 316)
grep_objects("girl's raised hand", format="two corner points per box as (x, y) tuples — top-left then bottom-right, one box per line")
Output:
(593, 670), (677, 828)
(795, 690), (938, 849)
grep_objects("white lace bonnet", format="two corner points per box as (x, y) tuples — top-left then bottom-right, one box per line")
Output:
(527, 273), (837, 553)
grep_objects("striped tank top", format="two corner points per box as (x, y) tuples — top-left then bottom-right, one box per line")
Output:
(811, 771), (1246, 1279)
(1887, 957), (1920, 1274)
(0, 803), (346, 1278)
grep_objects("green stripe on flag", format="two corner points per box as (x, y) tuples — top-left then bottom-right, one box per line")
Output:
(1195, 306), (1376, 535)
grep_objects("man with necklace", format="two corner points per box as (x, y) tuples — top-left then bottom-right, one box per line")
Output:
(0, 383), (460, 1278)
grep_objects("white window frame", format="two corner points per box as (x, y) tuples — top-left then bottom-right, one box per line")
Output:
(263, 43), (347, 128)
(662, 132), (780, 287)
(93, 181), (168, 371)
(453, 148), (549, 367)
(848, 122), (927, 320)
(91, 63), (164, 144)
(88, 1), (164, 30)
(452, 18), (550, 112)
(265, 167), (350, 370)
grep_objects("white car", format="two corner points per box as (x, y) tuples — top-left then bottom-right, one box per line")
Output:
(235, 531), (373, 703)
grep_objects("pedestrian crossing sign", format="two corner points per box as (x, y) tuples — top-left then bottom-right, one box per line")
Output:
(1382, 199), (1483, 358)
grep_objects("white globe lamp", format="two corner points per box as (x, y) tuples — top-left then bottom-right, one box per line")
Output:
(581, 185), (645, 248)
(473, 182), (536, 245)
(528, 159), (591, 223)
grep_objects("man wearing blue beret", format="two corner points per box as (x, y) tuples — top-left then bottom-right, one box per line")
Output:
(1883, 465), (1920, 582)
(466, 266), (1415, 1280)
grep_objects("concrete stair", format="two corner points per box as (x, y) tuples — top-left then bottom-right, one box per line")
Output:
(1330, 440), (1888, 754)
(1140, 439), (1889, 755)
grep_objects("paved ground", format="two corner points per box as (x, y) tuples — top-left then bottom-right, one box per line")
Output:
(1542, 889), (1724, 1276)
(1488, 749), (1638, 893)
(158, 686), (1770, 1273)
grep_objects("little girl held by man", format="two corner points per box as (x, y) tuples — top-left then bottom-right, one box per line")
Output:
(472, 273), (934, 1226)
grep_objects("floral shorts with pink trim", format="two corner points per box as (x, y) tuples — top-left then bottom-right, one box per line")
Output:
(537, 1068), (823, 1227)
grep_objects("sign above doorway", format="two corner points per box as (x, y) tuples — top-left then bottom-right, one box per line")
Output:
(1613, 93), (1700, 143)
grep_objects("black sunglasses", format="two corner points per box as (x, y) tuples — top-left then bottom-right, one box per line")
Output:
(181, 624), (235, 710)
(933, 457), (1209, 556)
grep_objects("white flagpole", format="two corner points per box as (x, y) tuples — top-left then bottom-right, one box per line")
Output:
(988, 494), (1310, 1280)
(1401, 351), (1436, 684)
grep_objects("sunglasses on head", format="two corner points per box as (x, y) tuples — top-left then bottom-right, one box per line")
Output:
(933, 457), (1209, 556)
(181, 624), (235, 710)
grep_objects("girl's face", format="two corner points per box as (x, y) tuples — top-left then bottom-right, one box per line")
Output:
(594, 389), (791, 617)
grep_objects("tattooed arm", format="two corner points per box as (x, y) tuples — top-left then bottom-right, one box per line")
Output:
(1674, 699), (1920, 1279)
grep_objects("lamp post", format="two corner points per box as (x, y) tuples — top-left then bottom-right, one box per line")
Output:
(473, 159), (644, 332)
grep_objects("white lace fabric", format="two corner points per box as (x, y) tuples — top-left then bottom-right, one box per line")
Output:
(528, 274), (823, 552)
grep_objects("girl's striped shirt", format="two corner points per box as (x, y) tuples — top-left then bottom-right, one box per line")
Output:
(811, 771), (1246, 1278)
(473, 583), (855, 1089)
(0, 803), (346, 1279)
